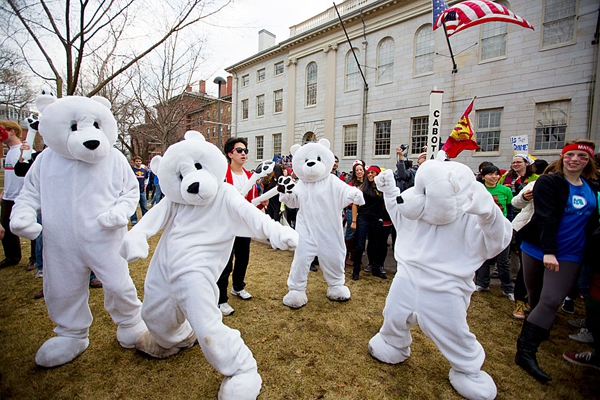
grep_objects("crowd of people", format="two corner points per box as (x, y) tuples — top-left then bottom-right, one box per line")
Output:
(1, 119), (598, 383)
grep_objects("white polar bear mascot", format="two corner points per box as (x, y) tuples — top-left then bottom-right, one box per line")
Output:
(367, 154), (512, 400)
(10, 94), (146, 367)
(279, 139), (364, 309)
(119, 131), (298, 400)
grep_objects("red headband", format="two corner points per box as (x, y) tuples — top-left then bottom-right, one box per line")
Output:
(366, 166), (381, 174)
(561, 143), (594, 157)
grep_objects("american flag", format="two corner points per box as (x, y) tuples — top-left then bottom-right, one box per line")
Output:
(433, 0), (534, 36)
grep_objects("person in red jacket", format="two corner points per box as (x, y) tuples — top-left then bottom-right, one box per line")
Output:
(216, 137), (265, 316)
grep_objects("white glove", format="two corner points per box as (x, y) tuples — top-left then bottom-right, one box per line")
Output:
(463, 181), (496, 221)
(352, 189), (365, 206)
(375, 170), (397, 195)
(268, 226), (299, 251)
(10, 212), (42, 240)
(119, 232), (149, 263)
(97, 208), (129, 229)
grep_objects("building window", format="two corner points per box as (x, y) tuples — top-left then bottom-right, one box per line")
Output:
(257, 95), (265, 116)
(273, 133), (282, 156)
(377, 38), (394, 83)
(275, 62), (284, 76)
(306, 62), (317, 106)
(534, 100), (569, 150)
(242, 74), (249, 87)
(241, 99), (249, 120)
(257, 68), (266, 82)
(410, 117), (429, 155)
(213, 127), (216, 137)
(542, 0), (577, 48)
(256, 136), (264, 160)
(345, 49), (360, 91)
(343, 125), (358, 157)
(274, 90), (283, 113)
(374, 121), (391, 156)
(476, 109), (502, 152)
(206, 111), (210, 121)
(480, 15), (507, 60)
(414, 25), (434, 75)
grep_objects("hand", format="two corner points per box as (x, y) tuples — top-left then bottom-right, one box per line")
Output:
(260, 200), (269, 208)
(395, 146), (405, 159)
(350, 221), (356, 229)
(374, 170), (396, 194)
(269, 226), (299, 251)
(463, 181), (495, 219)
(20, 142), (31, 152)
(119, 233), (149, 262)
(97, 209), (128, 229)
(277, 176), (295, 194)
(352, 190), (365, 206)
(543, 254), (559, 272)
(523, 189), (533, 201)
(10, 213), (42, 240)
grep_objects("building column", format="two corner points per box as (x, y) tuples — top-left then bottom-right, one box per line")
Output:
(285, 58), (298, 151)
(323, 43), (338, 144)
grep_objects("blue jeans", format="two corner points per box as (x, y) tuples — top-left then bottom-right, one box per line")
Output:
(151, 183), (162, 205)
(344, 208), (354, 240)
(130, 193), (148, 224)
(35, 213), (43, 272)
(475, 244), (513, 294)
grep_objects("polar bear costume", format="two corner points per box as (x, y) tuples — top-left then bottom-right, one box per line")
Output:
(367, 155), (512, 400)
(279, 139), (364, 309)
(119, 131), (298, 400)
(10, 95), (146, 367)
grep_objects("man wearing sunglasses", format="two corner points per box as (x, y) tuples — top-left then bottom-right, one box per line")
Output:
(217, 137), (264, 316)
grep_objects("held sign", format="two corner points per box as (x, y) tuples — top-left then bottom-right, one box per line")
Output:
(427, 90), (444, 160)
(511, 135), (529, 155)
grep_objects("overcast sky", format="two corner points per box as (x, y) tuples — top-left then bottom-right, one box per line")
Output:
(201, 0), (334, 95)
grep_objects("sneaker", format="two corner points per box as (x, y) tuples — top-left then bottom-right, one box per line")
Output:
(309, 264), (318, 272)
(569, 318), (587, 329)
(27, 260), (37, 271)
(230, 289), (252, 300)
(34, 270), (43, 278)
(89, 279), (103, 288)
(569, 328), (594, 344)
(562, 351), (600, 370)
(363, 264), (372, 272)
(218, 302), (234, 316)
(512, 301), (526, 320)
(475, 285), (489, 292)
(524, 302), (531, 312)
(504, 292), (515, 302)
(561, 298), (575, 314)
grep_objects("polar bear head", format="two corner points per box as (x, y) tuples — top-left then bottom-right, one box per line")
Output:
(398, 152), (474, 225)
(35, 94), (118, 163)
(150, 131), (227, 206)
(290, 139), (334, 183)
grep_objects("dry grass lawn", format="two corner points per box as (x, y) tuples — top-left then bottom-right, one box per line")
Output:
(0, 235), (598, 399)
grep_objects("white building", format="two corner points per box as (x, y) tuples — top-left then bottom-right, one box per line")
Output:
(226, 0), (600, 172)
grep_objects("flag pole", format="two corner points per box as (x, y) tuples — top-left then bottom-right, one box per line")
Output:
(442, 21), (458, 73)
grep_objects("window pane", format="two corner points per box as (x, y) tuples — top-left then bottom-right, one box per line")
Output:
(306, 63), (317, 106)
(346, 49), (360, 91)
(410, 117), (429, 155)
(274, 90), (283, 113)
(377, 38), (394, 83)
(257, 69), (265, 82)
(241, 99), (248, 119)
(257, 95), (265, 116)
(476, 109), (502, 152)
(415, 26), (434, 75)
(374, 121), (391, 156)
(242, 75), (249, 87)
(275, 62), (284, 75)
(343, 125), (358, 157)
(256, 136), (264, 159)
(542, 0), (576, 47)
(273, 133), (282, 156)
(481, 21), (507, 60)
(534, 101), (569, 150)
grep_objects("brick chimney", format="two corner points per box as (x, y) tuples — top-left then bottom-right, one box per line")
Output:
(185, 86), (192, 92)
(258, 29), (276, 52)
(199, 80), (206, 94)
(226, 76), (233, 96)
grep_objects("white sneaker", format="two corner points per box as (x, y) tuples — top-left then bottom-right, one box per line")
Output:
(34, 270), (43, 278)
(231, 288), (253, 300)
(475, 285), (489, 292)
(504, 292), (515, 302)
(218, 302), (234, 316)
(569, 328), (594, 344)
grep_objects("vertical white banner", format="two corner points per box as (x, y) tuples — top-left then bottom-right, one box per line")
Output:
(427, 89), (444, 160)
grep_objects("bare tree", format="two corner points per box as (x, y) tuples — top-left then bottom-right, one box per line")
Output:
(0, 44), (36, 113)
(2, 0), (231, 98)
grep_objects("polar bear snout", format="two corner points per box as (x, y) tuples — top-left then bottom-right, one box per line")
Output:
(187, 182), (199, 194)
(306, 161), (316, 167)
(83, 140), (100, 150)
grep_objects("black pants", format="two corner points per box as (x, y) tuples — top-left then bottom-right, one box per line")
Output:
(217, 236), (251, 304)
(1, 199), (21, 263)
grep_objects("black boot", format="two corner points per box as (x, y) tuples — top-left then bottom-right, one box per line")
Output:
(351, 263), (360, 281)
(515, 320), (552, 383)
(371, 265), (387, 279)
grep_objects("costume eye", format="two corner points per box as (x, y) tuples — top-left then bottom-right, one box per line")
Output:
(93, 121), (100, 129)
(179, 174), (183, 181)
(317, 156), (321, 162)
(305, 158), (308, 162)
(71, 123), (78, 131)
(195, 163), (202, 170)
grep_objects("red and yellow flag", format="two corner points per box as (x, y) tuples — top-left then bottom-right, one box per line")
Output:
(442, 97), (478, 158)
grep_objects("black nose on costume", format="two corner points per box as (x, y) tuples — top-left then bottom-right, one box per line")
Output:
(83, 140), (100, 150)
(187, 182), (199, 194)
(307, 161), (316, 167)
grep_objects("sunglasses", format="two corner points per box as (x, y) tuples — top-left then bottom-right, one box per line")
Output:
(233, 147), (248, 154)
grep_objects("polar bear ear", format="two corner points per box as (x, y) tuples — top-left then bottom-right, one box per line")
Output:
(184, 130), (205, 141)
(150, 156), (162, 175)
(35, 94), (56, 113)
(91, 96), (112, 110)
(290, 144), (301, 156)
(318, 138), (331, 149)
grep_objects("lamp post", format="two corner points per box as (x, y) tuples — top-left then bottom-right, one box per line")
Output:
(213, 76), (226, 150)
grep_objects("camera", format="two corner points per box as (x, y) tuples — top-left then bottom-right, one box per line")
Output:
(399, 144), (408, 151)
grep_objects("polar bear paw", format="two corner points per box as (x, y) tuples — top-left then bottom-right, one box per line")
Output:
(117, 319), (148, 349)
(35, 336), (89, 368)
(449, 368), (497, 400)
(368, 333), (410, 364)
(326, 285), (351, 302)
(218, 369), (262, 400)
(134, 330), (197, 359)
(283, 290), (308, 309)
